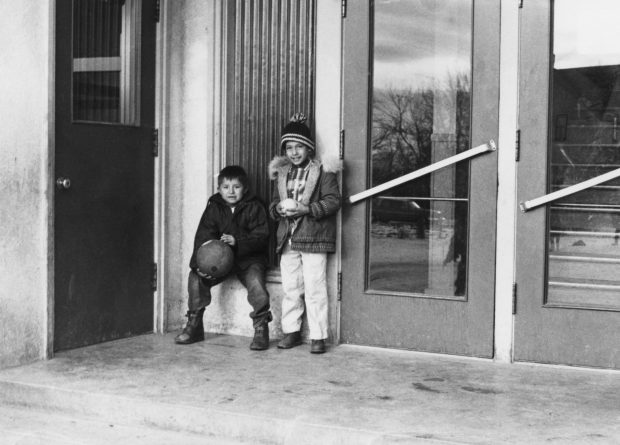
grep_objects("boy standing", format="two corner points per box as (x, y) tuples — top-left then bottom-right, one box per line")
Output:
(269, 114), (341, 354)
(175, 166), (272, 350)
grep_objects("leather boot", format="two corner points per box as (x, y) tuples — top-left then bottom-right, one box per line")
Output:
(277, 331), (302, 349)
(249, 324), (269, 351)
(310, 339), (326, 354)
(174, 309), (205, 344)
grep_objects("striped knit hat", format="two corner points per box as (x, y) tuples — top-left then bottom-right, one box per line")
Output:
(281, 113), (315, 152)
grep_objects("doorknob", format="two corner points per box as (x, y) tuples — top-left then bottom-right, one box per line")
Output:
(56, 177), (71, 190)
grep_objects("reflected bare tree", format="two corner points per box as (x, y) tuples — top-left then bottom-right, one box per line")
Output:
(371, 72), (470, 197)
(371, 87), (433, 189)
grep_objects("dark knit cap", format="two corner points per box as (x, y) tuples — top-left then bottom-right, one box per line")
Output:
(281, 113), (315, 152)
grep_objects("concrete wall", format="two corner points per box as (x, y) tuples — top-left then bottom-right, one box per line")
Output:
(161, 1), (212, 332)
(315, 0), (343, 343)
(494, 0), (519, 363)
(0, 2), (52, 368)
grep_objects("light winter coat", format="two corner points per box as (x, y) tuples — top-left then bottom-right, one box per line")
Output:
(269, 156), (341, 253)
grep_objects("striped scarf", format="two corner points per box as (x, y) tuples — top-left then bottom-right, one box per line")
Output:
(286, 163), (310, 202)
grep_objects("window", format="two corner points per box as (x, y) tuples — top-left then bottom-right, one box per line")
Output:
(73, 0), (141, 125)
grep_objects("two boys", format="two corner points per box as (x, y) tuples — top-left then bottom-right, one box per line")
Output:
(176, 115), (341, 353)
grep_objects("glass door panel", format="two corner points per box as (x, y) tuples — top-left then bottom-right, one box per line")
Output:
(368, 0), (472, 298)
(547, 0), (620, 310)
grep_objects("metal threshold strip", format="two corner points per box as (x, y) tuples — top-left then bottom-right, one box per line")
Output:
(348, 140), (497, 204)
(549, 254), (620, 264)
(550, 230), (620, 238)
(520, 167), (620, 212)
(549, 281), (620, 291)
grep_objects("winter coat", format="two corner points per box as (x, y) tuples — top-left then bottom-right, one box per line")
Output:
(269, 156), (341, 253)
(189, 192), (269, 270)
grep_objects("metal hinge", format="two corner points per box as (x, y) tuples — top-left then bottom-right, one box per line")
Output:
(512, 282), (517, 314)
(151, 262), (158, 291)
(152, 128), (159, 157)
(339, 130), (345, 160)
(154, 0), (160, 22)
(337, 272), (343, 301)
(518, 0), (523, 8)
(515, 129), (521, 162)
(341, 0), (347, 18)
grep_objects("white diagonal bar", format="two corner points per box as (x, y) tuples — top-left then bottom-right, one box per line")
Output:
(519, 167), (620, 212)
(348, 140), (497, 204)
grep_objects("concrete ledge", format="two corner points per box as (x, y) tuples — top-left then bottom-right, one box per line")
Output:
(0, 380), (429, 445)
(0, 405), (243, 445)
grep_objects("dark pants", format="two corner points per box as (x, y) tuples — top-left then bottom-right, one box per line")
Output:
(187, 263), (272, 328)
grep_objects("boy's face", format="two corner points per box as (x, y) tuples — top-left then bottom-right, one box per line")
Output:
(285, 141), (311, 166)
(218, 178), (246, 206)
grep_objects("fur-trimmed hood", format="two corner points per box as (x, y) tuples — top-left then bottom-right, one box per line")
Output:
(268, 155), (342, 180)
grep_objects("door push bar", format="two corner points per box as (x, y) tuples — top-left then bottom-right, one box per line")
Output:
(519, 167), (620, 212)
(348, 140), (497, 204)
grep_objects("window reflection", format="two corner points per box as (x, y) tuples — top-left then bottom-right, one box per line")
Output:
(367, 0), (472, 297)
(547, 0), (620, 309)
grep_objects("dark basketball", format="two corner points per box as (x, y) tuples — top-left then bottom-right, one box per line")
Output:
(196, 240), (234, 278)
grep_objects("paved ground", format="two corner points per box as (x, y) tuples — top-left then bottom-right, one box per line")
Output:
(0, 333), (618, 444)
(0, 405), (246, 445)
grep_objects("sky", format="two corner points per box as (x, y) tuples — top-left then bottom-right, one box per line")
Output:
(373, 0), (472, 90)
(372, 0), (620, 88)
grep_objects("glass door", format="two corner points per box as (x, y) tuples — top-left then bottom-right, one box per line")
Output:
(340, 0), (499, 356)
(515, 0), (620, 369)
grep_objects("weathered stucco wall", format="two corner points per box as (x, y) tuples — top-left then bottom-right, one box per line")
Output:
(162, 1), (212, 332)
(0, 2), (52, 368)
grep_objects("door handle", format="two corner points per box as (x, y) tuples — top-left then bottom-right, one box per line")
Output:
(56, 177), (72, 190)
(519, 167), (620, 212)
(348, 140), (497, 204)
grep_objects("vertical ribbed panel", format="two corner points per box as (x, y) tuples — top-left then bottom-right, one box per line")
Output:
(224, 0), (316, 203)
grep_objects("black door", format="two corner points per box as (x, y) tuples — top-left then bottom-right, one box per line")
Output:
(54, 0), (157, 351)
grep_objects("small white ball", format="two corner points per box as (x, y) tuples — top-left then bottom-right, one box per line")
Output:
(280, 198), (298, 211)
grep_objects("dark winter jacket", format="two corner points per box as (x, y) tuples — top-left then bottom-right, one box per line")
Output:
(189, 192), (269, 270)
(269, 156), (341, 253)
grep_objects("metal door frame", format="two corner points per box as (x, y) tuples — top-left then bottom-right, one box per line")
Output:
(340, 0), (500, 356)
(515, 0), (620, 369)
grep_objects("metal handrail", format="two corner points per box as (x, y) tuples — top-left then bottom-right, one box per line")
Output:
(519, 167), (620, 212)
(348, 140), (497, 204)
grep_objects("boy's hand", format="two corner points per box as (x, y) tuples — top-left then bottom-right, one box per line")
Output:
(220, 233), (236, 246)
(285, 203), (310, 217)
(275, 203), (288, 217)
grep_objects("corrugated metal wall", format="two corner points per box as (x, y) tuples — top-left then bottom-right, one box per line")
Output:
(224, 0), (316, 203)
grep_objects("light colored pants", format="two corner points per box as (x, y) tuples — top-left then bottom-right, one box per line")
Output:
(279, 245), (328, 340)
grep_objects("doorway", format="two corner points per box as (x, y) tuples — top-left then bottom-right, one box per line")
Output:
(340, 0), (500, 356)
(54, 0), (157, 351)
(515, 0), (620, 369)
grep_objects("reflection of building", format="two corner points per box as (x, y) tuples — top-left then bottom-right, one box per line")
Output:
(1, 1), (619, 372)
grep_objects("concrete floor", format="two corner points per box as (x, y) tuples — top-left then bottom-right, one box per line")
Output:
(0, 333), (619, 444)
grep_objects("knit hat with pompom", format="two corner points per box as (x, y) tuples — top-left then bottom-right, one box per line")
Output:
(281, 113), (315, 152)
